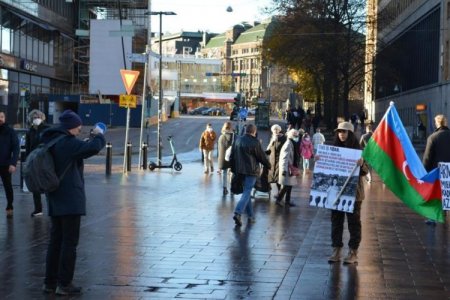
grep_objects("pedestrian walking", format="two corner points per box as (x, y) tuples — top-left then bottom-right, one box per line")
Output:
(276, 129), (300, 207)
(327, 121), (368, 264)
(300, 132), (313, 172)
(42, 110), (106, 296)
(312, 128), (325, 155)
(0, 110), (19, 218)
(231, 124), (271, 226)
(422, 114), (450, 225)
(25, 109), (50, 217)
(239, 106), (248, 122)
(199, 123), (216, 174)
(266, 124), (286, 195)
(296, 106), (305, 130)
(286, 108), (296, 130)
(217, 121), (234, 195)
(359, 124), (374, 183)
(350, 113), (359, 132)
(312, 114), (321, 133)
(304, 115), (312, 134)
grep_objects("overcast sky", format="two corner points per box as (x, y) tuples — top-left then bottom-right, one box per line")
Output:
(150, 0), (274, 34)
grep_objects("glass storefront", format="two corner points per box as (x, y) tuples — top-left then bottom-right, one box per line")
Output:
(0, 4), (74, 125)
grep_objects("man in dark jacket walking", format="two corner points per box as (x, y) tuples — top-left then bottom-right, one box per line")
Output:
(422, 114), (450, 225)
(232, 124), (271, 226)
(0, 110), (19, 217)
(42, 110), (106, 295)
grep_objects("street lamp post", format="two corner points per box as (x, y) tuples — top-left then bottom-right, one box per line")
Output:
(150, 11), (176, 166)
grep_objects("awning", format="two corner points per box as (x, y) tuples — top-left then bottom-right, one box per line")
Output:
(202, 92), (237, 103)
(204, 98), (235, 103)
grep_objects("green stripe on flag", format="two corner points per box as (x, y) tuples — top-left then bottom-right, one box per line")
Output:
(363, 140), (444, 223)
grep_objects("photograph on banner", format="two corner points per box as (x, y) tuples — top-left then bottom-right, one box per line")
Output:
(439, 162), (450, 211)
(309, 144), (361, 212)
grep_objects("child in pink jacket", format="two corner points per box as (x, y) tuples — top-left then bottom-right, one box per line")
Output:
(300, 133), (314, 171)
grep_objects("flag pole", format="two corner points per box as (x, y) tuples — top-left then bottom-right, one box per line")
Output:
(333, 163), (359, 206)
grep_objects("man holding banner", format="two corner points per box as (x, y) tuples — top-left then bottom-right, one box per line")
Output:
(422, 114), (450, 225)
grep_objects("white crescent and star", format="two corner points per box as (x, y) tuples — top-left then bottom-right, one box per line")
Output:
(402, 160), (424, 184)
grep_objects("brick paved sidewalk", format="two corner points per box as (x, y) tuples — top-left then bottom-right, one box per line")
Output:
(0, 160), (449, 299)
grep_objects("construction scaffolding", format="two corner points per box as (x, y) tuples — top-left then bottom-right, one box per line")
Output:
(73, 0), (149, 94)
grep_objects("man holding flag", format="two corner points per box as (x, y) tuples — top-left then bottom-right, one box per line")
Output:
(362, 102), (445, 223)
(422, 114), (450, 225)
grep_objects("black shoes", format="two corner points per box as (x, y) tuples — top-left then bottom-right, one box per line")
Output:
(223, 187), (229, 195)
(31, 211), (43, 217)
(55, 284), (82, 295)
(233, 213), (242, 226)
(42, 284), (56, 294)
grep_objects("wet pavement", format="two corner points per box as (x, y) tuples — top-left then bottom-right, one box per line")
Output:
(1, 118), (450, 299)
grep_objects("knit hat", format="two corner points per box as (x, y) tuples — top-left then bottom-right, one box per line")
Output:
(59, 110), (82, 129)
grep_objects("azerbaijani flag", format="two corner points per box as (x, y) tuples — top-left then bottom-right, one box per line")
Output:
(362, 102), (444, 222)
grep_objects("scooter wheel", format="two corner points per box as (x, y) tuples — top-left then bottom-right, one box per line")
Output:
(173, 162), (183, 171)
(148, 162), (157, 171)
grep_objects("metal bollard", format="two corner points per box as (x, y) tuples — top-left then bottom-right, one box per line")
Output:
(142, 143), (148, 170)
(20, 145), (26, 189)
(126, 141), (132, 172)
(105, 142), (112, 175)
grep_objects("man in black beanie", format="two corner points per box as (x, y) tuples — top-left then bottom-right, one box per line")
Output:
(41, 109), (106, 295)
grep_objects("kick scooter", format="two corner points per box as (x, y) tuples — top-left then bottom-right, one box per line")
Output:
(148, 135), (183, 171)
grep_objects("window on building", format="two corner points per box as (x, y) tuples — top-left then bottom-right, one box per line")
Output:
(1, 26), (11, 53)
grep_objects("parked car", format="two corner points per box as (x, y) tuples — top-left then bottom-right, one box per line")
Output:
(189, 106), (209, 115)
(202, 107), (226, 116)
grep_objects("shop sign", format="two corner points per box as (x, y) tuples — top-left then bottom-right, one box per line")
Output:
(21, 60), (38, 72)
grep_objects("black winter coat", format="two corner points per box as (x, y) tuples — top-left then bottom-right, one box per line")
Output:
(0, 123), (19, 167)
(266, 134), (286, 183)
(423, 126), (450, 171)
(41, 127), (106, 217)
(231, 134), (270, 176)
(25, 123), (50, 155)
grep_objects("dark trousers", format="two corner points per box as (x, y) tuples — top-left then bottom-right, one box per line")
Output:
(32, 192), (42, 212)
(331, 201), (362, 250)
(45, 215), (81, 287)
(278, 185), (293, 203)
(0, 166), (14, 209)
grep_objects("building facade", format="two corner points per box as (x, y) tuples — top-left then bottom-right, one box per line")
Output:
(370, 0), (450, 137)
(202, 18), (296, 109)
(0, 0), (75, 125)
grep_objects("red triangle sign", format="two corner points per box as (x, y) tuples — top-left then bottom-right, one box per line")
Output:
(120, 69), (140, 95)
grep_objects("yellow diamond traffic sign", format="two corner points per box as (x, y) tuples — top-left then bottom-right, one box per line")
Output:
(119, 94), (137, 108)
(120, 69), (140, 95)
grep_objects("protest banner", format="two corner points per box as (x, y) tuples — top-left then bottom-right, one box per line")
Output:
(439, 162), (450, 211)
(309, 144), (361, 212)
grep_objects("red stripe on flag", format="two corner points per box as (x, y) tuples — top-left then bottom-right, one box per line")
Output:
(372, 120), (441, 201)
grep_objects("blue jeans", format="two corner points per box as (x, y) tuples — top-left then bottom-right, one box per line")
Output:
(234, 175), (257, 217)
